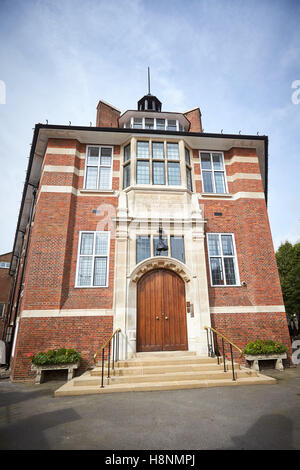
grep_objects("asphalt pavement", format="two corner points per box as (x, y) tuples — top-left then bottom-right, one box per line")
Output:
(0, 366), (299, 450)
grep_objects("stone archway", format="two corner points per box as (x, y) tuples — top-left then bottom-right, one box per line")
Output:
(124, 257), (192, 357)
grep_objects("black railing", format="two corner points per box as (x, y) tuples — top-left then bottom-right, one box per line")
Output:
(204, 326), (243, 381)
(93, 329), (121, 388)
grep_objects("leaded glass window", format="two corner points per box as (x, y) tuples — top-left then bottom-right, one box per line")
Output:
(76, 232), (110, 287)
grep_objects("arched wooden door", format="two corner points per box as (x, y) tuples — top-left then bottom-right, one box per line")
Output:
(137, 269), (188, 352)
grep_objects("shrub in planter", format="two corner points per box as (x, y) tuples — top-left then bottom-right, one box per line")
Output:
(30, 348), (81, 366)
(243, 339), (287, 356)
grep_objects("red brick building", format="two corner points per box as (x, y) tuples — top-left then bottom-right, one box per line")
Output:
(0, 252), (13, 339)
(7, 92), (291, 381)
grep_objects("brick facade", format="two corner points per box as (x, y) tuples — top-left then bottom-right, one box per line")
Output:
(0, 252), (13, 340)
(8, 97), (291, 381)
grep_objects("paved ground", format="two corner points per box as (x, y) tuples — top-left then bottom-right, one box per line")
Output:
(0, 366), (299, 450)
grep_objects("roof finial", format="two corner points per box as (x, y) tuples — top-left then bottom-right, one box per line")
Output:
(148, 66), (151, 95)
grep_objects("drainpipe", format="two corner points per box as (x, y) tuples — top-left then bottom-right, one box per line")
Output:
(6, 187), (37, 368)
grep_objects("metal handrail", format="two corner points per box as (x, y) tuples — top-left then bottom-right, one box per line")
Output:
(204, 326), (244, 381)
(204, 326), (243, 355)
(93, 328), (121, 388)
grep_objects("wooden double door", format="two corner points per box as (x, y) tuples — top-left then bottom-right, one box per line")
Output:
(137, 269), (188, 352)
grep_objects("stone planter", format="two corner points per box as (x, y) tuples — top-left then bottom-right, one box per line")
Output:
(31, 362), (80, 384)
(245, 353), (287, 372)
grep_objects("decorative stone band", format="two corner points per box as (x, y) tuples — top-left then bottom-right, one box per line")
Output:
(20, 309), (114, 318)
(46, 148), (86, 159)
(210, 305), (286, 314)
(39, 185), (265, 200)
(42, 165), (120, 178)
(39, 185), (118, 197)
(199, 191), (265, 200)
(225, 156), (259, 165)
(194, 173), (261, 182)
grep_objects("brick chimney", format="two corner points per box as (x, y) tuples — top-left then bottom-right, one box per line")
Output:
(96, 100), (121, 128)
(183, 107), (203, 132)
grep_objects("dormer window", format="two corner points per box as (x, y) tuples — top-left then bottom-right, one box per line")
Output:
(145, 118), (154, 129)
(167, 120), (177, 132)
(133, 118), (143, 129)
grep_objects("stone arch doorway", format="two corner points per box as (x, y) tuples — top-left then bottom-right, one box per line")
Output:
(137, 268), (188, 352)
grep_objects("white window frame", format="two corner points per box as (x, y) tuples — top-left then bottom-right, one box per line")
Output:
(128, 117), (183, 131)
(199, 151), (228, 194)
(83, 145), (113, 190)
(0, 262), (10, 269)
(207, 233), (240, 287)
(75, 231), (110, 288)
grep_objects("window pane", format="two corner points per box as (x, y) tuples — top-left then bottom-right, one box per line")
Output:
(93, 257), (107, 286)
(99, 167), (111, 189)
(153, 161), (165, 185)
(168, 162), (181, 185)
(186, 166), (192, 191)
(153, 237), (168, 256)
(212, 153), (223, 170)
(208, 234), (220, 256)
(200, 153), (211, 169)
(133, 118), (142, 129)
(185, 147), (190, 165)
(170, 236), (185, 263)
(87, 147), (99, 165)
(202, 171), (214, 192)
(101, 147), (112, 157)
(136, 236), (151, 263)
(221, 235), (234, 256)
(224, 258), (236, 285)
(167, 120), (177, 131)
(80, 233), (94, 255)
(156, 119), (165, 130)
(210, 258), (224, 285)
(124, 144), (130, 162)
(145, 118), (154, 129)
(137, 161), (150, 184)
(123, 163), (130, 188)
(85, 167), (98, 189)
(214, 172), (225, 193)
(137, 141), (149, 158)
(78, 256), (93, 286)
(100, 155), (112, 166)
(152, 142), (164, 159)
(167, 143), (179, 160)
(95, 233), (109, 256)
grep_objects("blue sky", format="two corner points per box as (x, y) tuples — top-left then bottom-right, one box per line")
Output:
(0, 0), (299, 253)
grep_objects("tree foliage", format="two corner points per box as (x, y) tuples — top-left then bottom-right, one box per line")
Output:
(276, 241), (300, 319)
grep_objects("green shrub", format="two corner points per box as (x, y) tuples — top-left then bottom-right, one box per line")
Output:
(243, 339), (287, 356)
(30, 348), (81, 366)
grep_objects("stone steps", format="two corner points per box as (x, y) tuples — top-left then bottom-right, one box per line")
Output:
(54, 351), (276, 397)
